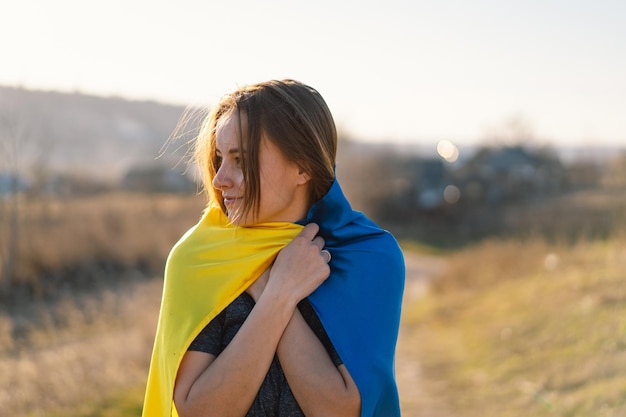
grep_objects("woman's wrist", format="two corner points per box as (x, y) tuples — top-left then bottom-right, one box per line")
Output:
(258, 279), (300, 314)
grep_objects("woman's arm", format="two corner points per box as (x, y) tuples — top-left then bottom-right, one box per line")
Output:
(247, 230), (361, 417)
(174, 223), (332, 417)
(277, 309), (361, 417)
(174, 287), (295, 417)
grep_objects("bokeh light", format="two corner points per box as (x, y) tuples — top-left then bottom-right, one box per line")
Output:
(437, 140), (460, 163)
(443, 185), (461, 204)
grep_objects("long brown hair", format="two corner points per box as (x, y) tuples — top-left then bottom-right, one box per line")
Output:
(194, 79), (337, 217)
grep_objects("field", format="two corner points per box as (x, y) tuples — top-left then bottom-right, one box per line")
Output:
(0, 192), (205, 301)
(403, 235), (626, 416)
(1, 187), (625, 416)
(0, 192), (205, 416)
(0, 279), (161, 416)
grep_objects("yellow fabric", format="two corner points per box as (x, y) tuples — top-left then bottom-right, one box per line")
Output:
(142, 204), (303, 417)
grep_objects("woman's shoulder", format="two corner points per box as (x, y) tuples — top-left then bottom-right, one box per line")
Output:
(347, 215), (404, 257)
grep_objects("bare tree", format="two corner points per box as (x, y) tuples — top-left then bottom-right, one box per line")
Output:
(0, 88), (63, 297)
(0, 103), (29, 295)
(481, 114), (538, 147)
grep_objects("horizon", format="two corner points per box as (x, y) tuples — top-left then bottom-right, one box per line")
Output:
(2, 83), (624, 163)
(2, 0), (625, 148)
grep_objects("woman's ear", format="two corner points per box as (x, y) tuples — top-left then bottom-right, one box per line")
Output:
(297, 166), (311, 185)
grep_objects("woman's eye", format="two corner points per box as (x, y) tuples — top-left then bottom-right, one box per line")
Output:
(234, 157), (241, 166)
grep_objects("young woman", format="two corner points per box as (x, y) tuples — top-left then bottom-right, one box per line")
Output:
(142, 80), (405, 417)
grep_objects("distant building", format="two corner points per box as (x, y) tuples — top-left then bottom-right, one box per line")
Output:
(0, 172), (28, 196)
(455, 145), (565, 204)
(411, 158), (449, 211)
(388, 157), (455, 213)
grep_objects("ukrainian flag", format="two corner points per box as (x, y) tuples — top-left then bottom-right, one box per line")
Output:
(142, 179), (405, 416)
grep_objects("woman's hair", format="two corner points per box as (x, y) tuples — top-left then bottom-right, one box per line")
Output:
(194, 79), (337, 217)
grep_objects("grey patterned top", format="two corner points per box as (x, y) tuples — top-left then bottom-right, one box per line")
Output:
(189, 292), (343, 416)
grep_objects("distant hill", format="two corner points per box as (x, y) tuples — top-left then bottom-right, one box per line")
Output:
(0, 86), (401, 194)
(0, 86), (194, 182)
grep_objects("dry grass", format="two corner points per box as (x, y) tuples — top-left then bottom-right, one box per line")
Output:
(0, 191), (206, 416)
(0, 278), (163, 416)
(503, 187), (626, 241)
(404, 233), (626, 417)
(1, 192), (205, 300)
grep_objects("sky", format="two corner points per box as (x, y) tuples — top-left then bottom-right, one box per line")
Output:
(2, 0), (625, 148)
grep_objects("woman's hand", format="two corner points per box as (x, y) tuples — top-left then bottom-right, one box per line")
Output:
(261, 223), (330, 307)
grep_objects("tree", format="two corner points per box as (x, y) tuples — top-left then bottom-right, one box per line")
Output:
(0, 89), (53, 295)
(481, 114), (539, 147)
(0, 103), (28, 295)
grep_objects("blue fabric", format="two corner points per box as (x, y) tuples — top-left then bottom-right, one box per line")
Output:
(299, 179), (405, 417)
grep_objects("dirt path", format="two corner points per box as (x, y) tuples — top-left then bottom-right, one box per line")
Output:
(396, 253), (454, 417)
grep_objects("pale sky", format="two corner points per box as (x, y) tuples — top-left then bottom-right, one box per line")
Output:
(2, 0), (625, 147)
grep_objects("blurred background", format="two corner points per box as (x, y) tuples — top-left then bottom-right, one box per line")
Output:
(1, 1), (625, 416)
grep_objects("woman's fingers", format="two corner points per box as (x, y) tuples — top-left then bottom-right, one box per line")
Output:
(298, 223), (320, 240)
(265, 223), (331, 302)
(298, 223), (328, 262)
(312, 236), (325, 251)
(298, 223), (325, 250)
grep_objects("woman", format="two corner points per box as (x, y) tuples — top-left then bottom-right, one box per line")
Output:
(143, 80), (405, 417)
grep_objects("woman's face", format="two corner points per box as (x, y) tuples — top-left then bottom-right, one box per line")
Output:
(212, 113), (311, 226)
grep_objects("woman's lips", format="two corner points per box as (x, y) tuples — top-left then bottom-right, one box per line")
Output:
(223, 197), (243, 206)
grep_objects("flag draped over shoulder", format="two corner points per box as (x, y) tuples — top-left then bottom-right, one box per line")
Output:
(142, 179), (405, 417)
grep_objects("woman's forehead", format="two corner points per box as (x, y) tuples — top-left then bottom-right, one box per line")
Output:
(215, 112), (247, 150)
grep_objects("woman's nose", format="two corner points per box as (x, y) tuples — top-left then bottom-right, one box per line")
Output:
(212, 163), (232, 190)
